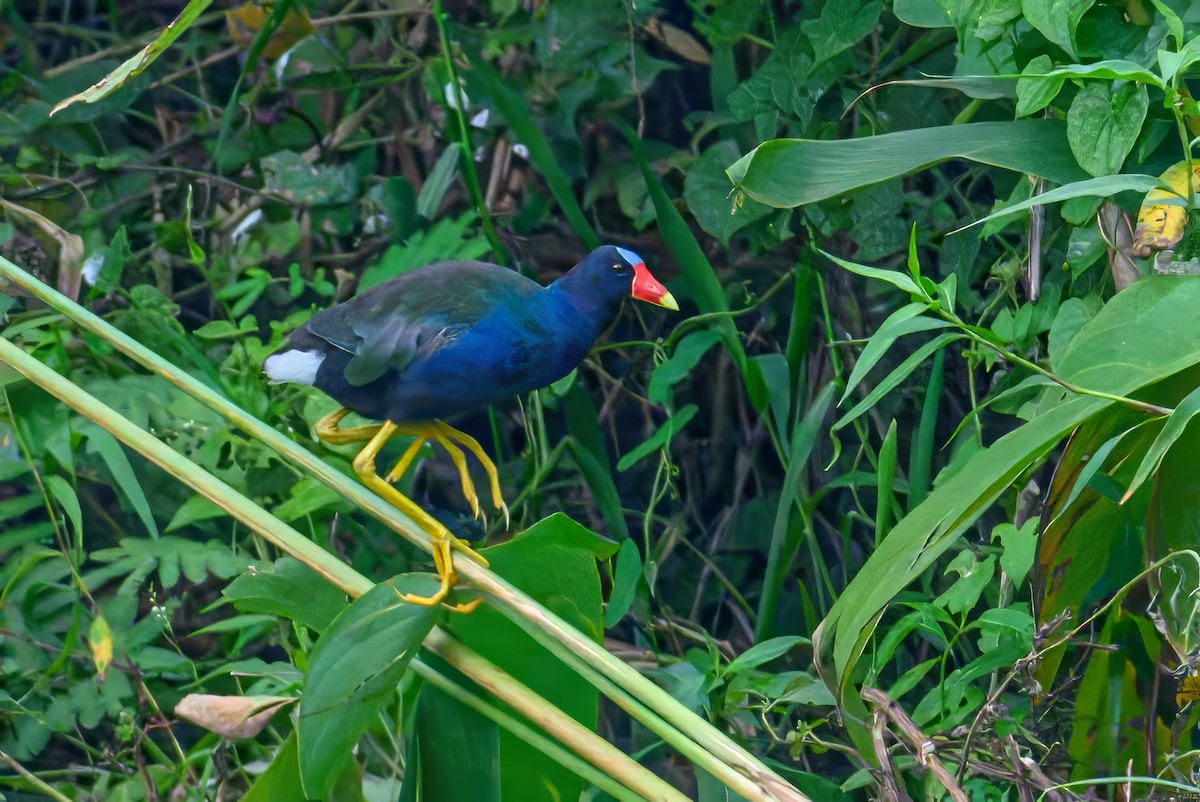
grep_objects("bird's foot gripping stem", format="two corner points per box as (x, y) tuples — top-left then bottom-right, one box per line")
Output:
(314, 409), (491, 611)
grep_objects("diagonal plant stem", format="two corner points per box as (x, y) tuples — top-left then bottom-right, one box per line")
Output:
(0, 256), (809, 802)
(0, 335), (684, 802)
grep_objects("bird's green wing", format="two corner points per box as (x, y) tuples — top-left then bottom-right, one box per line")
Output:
(304, 261), (537, 387)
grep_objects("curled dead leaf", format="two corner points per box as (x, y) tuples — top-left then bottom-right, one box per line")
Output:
(175, 693), (296, 740)
(0, 199), (85, 300)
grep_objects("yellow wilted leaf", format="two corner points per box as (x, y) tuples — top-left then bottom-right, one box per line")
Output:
(88, 613), (113, 679)
(1176, 674), (1200, 707)
(225, 3), (315, 60)
(1132, 160), (1200, 258)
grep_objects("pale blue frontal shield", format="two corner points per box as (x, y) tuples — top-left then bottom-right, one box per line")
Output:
(615, 246), (643, 266)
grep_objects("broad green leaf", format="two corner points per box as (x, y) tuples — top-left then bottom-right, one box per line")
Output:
(1122, 384), (1200, 502)
(727, 121), (1089, 208)
(933, 552), (996, 614)
(840, 303), (949, 404)
(448, 513), (615, 802)
(684, 141), (771, 244)
(410, 682), (500, 802)
(808, 0), (881, 66)
(727, 28), (815, 125)
(242, 732), (304, 802)
(893, 0), (951, 27)
(993, 520), (1038, 590)
(1021, 0), (1096, 60)
(49, 0), (212, 116)
(298, 574), (440, 799)
(1066, 81), (1149, 177)
(617, 404), (699, 471)
(1016, 54), (1062, 118)
(816, 277), (1200, 698)
(224, 557), (349, 634)
(1158, 34), (1200, 83)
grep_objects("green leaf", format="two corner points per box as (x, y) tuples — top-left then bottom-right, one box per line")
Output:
(807, 0), (881, 65)
(683, 141), (771, 244)
(242, 733), (304, 801)
(224, 557), (349, 634)
(726, 636), (807, 675)
(1015, 54), (1062, 118)
(448, 513), (613, 802)
(823, 251), (925, 297)
(603, 538), (642, 628)
(728, 121), (1090, 208)
(648, 330), (723, 406)
(816, 277), (1200, 696)
(417, 145), (462, 219)
(165, 495), (226, 532)
(833, 333), (965, 433)
(840, 303), (948, 404)
(563, 385), (628, 539)
(298, 574), (440, 799)
(893, 0), (951, 27)
(44, 474), (82, 544)
(409, 681), (500, 802)
(49, 0), (212, 116)
(727, 28), (815, 125)
(617, 404), (699, 471)
(757, 383), (835, 641)
(1122, 384), (1200, 503)
(993, 520), (1038, 589)
(959, 173), (1159, 232)
(81, 423), (158, 539)
(1020, 0), (1095, 59)
(933, 551), (996, 614)
(1066, 81), (1149, 177)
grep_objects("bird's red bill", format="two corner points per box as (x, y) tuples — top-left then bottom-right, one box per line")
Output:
(630, 262), (679, 311)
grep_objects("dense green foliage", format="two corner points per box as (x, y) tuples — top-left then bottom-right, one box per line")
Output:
(1, 0), (1199, 799)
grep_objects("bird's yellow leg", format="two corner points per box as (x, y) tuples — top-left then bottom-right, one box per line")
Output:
(383, 436), (428, 485)
(432, 421), (509, 528)
(429, 431), (482, 519)
(352, 421), (487, 606)
(314, 407), (384, 445)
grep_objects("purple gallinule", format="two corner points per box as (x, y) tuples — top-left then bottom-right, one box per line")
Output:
(264, 245), (677, 606)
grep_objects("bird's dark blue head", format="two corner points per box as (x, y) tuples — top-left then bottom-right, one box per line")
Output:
(556, 245), (679, 311)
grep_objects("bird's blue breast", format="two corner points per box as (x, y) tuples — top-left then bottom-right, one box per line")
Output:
(385, 297), (593, 421)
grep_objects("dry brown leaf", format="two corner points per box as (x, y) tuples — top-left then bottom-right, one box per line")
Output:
(226, 3), (315, 60)
(643, 18), (711, 65)
(0, 199), (85, 300)
(175, 693), (296, 739)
